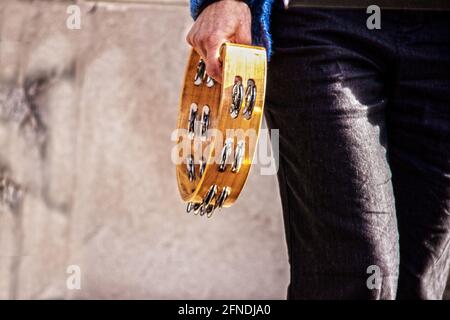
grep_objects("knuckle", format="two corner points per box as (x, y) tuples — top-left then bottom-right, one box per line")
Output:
(203, 33), (220, 47)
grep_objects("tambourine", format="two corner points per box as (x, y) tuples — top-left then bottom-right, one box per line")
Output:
(174, 43), (267, 217)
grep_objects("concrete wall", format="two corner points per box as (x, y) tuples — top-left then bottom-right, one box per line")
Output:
(0, 0), (448, 300)
(0, 0), (289, 299)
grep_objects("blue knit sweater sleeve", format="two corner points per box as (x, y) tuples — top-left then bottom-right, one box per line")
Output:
(190, 0), (274, 56)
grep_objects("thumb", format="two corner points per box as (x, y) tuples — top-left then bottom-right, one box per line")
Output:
(235, 24), (252, 45)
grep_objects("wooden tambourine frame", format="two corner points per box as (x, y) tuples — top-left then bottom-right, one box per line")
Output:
(175, 43), (267, 217)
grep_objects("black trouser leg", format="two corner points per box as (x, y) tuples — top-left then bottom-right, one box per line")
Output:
(266, 6), (450, 299)
(387, 11), (450, 300)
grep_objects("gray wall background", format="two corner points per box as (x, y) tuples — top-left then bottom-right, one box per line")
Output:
(0, 0), (289, 299)
(0, 0), (448, 299)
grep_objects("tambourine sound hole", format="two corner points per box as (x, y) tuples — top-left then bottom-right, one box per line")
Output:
(230, 76), (244, 119)
(243, 79), (256, 120)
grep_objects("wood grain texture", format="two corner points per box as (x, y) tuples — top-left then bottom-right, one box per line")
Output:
(176, 43), (267, 211)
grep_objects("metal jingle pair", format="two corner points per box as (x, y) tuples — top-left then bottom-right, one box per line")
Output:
(194, 59), (214, 88)
(186, 185), (230, 218)
(230, 78), (256, 120)
(187, 103), (210, 140)
(218, 138), (245, 173)
(186, 154), (206, 182)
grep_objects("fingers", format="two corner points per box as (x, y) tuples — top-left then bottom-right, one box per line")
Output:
(186, 24), (207, 59)
(187, 17), (223, 82)
(184, 0), (252, 83)
(204, 35), (225, 83)
(187, 26), (224, 82)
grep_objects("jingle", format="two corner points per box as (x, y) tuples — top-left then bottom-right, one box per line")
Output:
(215, 187), (230, 209)
(230, 78), (244, 119)
(243, 79), (257, 120)
(205, 204), (215, 218)
(199, 184), (218, 217)
(204, 185), (218, 207)
(193, 202), (202, 215)
(231, 140), (245, 173)
(194, 59), (206, 86)
(206, 76), (215, 88)
(200, 105), (210, 139)
(218, 138), (233, 172)
(186, 154), (195, 182)
(187, 103), (197, 139)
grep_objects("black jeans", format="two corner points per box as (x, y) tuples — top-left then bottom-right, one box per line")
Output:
(265, 5), (450, 299)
